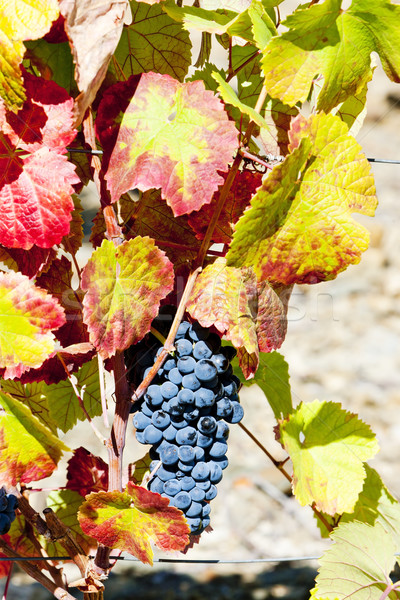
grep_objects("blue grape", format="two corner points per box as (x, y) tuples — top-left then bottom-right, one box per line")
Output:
(149, 477), (164, 494)
(180, 476), (195, 491)
(197, 432), (213, 448)
(168, 397), (185, 417)
(172, 491), (191, 510)
(198, 416), (217, 435)
(196, 479), (211, 491)
(145, 385), (164, 407)
(159, 444), (179, 466)
(226, 401), (244, 424)
(190, 487), (206, 502)
(141, 401), (155, 417)
(215, 398), (233, 418)
(0, 513), (11, 534)
(210, 353), (229, 373)
(192, 462), (210, 481)
(186, 517), (202, 533)
(202, 516), (211, 529)
(161, 381), (179, 399)
(157, 465), (177, 482)
(193, 340), (213, 360)
(151, 410), (170, 430)
(194, 446), (205, 461)
(194, 387), (215, 408)
(183, 407), (200, 422)
(176, 321), (191, 339)
(177, 388), (195, 405)
(205, 485), (218, 500)
(163, 479), (182, 496)
(163, 424), (177, 442)
(178, 460), (194, 473)
(202, 503), (211, 516)
(195, 360), (218, 385)
(175, 338), (193, 356)
(209, 462), (223, 484)
(176, 426), (197, 446)
(215, 421), (230, 440)
(133, 412), (151, 431)
(178, 445), (195, 463)
(186, 501), (203, 517)
(163, 357), (177, 371)
(144, 425), (163, 444)
(188, 322), (209, 342)
(168, 367), (183, 385)
(181, 373), (201, 391)
(209, 441), (228, 458)
(177, 356), (196, 374)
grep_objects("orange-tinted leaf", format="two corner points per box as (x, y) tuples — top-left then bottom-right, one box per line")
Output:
(66, 447), (108, 497)
(227, 113), (377, 284)
(187, 258), (258, 354)
(0, 272), (65, 379)
(60, 0), (130, 125)
(104, 72), (238, 216)
(237, 346), (259, 379)
(188, 170), (262, 244)
(78, 483), (190, 564)
(0, 390), (69, 486)
(82, 237), (174, 359)
(256, 280), (288, 353)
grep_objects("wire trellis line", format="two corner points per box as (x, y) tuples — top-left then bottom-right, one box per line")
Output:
(65, 147), (400, 165)
(0, 554), (322, 564)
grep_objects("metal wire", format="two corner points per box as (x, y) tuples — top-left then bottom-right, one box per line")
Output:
(0, 554), (321, 564)
(65, 147), (400, 164)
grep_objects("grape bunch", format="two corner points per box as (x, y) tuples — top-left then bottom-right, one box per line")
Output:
(131, 317), (243, 535)
(0, 488), (18, 535)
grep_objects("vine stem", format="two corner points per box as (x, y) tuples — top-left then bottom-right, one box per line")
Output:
(238, 422), (333, 533)
(131, 266), (202, 403)
(194, 85), (268, 269)
(0, 538), (78, 600)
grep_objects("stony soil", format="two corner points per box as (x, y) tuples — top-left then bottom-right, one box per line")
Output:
(2, 64), (400, 600)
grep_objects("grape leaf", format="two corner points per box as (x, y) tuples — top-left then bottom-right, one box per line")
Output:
(226, 113), (377, 285)
(0, 0), (59, 108)
(280, 400), (379, 515)
(316, 465), (400, 545)
(0, 379), (56, 433)
(104, 71), (238, 216)
(123, 189), (201, 270)
(79, 483), (190, 564)
(44, 358), (102, 433)
(256, 280), (288, 352)
(110, 0), (191, 82)
(59, 0), (130, 125)
(82, 237), (174, 359)
(61, 195), (84, 256)
(233, 350), (293, 419)
(23, 39), (76, 95)
(212, 71), (269, 129)
(0, 272), (65, 379)
(188, 170), (262, 244)
(36, 255), (89, 351)
(236, 346), (259, 380)
(66, 447), (108, 497)
(0, 73), (79, 250)
(187, 258), (258, 354)
(43, 490), (97, 557)
(0, 245), (56, 278)
(0, 391), (69, 486)
(128, 453), (152, 485)
(312, 521), (399, 600)
(262, 0), (400, 112)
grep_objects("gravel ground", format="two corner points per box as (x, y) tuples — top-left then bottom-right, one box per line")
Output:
(2, 66), (400, 600)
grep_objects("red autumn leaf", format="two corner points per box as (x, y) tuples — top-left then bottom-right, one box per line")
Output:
(103, 72), (238, 216)
(78, 483), (190, 564)
(66, 447), (108, 497)
(256, 280), (288, 353)
(188, 170), (263, 243)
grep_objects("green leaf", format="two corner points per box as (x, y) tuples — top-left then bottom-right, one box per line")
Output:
(0, 380), (57, 433)
(234, 351), (293, 419)
(24, 40), (75, 94)
(44, 358), (102, 434)
(316, 466), (400, 547)
(312, 521), (399, 600)
(226, 113), (377, 285)
(212, 71), (269, 129)
(280, 400), (379, 515)
(110, 0), (191, 82)
(0, 272), (65, 379)
(262, 0), (400, 111)
(78, 483), (190, 565)
(248, 0), (276, 50)
(82, 238), (174, 359)
(104, 72), (238, 216)
(43, 490), (96, 557)
(0, 391), (69, 486)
